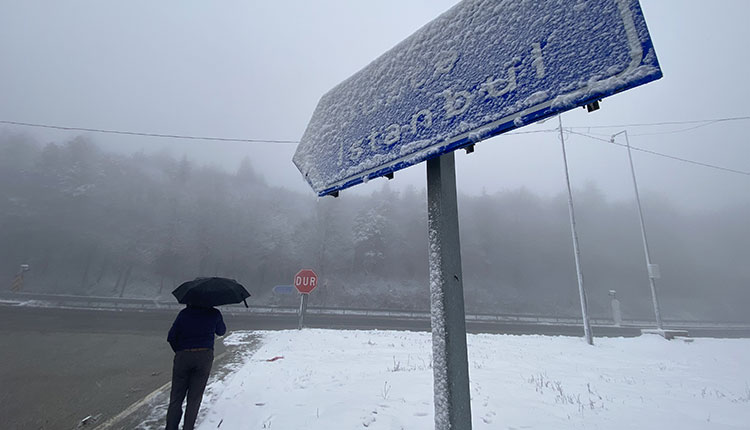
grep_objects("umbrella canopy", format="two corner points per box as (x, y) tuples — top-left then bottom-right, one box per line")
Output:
(172, 277), (251, 308)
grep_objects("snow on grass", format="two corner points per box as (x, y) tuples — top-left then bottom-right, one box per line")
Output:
(198, 330), (750, 429)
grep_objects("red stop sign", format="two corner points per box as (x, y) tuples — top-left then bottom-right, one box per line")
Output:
(294, 269), (318, 294)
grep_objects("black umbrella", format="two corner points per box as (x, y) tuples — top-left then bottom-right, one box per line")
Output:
(172, 277), (251, 308)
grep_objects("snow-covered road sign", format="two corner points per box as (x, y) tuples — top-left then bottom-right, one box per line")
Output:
(294, 0), (662, 196)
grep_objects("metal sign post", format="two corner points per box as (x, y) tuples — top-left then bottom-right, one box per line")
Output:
(427, 152), (472, 430)
(297, 293), (309, 330)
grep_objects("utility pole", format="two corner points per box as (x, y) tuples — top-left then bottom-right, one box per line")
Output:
(611, 130), (663, 330)
(558, 116), (593, 345)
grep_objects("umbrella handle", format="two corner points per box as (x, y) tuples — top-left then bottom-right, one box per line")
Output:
(243, 298), (248, 308)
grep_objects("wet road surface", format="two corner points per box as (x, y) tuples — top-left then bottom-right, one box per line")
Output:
(0, 306), (225, 430)
(2, 303), (744, 429)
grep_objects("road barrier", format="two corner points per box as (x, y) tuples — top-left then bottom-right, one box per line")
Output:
(2, 291), (749, 331)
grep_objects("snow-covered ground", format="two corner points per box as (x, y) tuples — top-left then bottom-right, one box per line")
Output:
(195, 330), (749, 430)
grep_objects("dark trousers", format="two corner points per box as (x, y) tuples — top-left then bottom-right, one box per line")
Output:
(165, 349), (214, 430)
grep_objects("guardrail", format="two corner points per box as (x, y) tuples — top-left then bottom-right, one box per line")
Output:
(2, 291), (749, 330)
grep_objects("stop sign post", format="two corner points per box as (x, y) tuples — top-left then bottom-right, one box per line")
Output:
(294, 269), (317, 329)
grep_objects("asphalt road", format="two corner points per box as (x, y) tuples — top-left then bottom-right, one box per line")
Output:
(2, 304), (745, 429)
(0, 305), (307, 430)
(0, 306), (224, 430)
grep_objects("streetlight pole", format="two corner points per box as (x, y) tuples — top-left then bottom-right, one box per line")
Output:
(559, 116), (593, 345)
(611, 130), (663, 330)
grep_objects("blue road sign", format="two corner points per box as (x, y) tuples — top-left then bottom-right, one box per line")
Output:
(294, 0), (662, 196)
(273, 285), (295, 295)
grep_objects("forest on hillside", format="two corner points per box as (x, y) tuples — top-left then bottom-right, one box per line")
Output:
(1, 132), (748, 322)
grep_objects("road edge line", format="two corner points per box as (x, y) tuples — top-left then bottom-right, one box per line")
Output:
(94, 351), (229, 430)
(93, 380), (171, 430)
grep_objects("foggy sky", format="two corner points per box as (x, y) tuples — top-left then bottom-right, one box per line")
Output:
(1, 0), (748, 210)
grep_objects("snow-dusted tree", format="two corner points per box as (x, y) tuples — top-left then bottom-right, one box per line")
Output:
(352, 207), (387, 275)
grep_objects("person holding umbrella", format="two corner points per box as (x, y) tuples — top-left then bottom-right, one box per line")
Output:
(166, 277), (250, 430)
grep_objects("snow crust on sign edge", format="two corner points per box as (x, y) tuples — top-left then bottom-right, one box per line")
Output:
(293, 0), (661, 196)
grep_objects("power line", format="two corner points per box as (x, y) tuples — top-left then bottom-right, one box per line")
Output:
(566, 115), (750, 130)
(576, 119), (734, 138)
(505, 127), (559, 136)
(3, 118), (749, 177)
(502, 115), (750, 138)
(4, 114), (748, 144)
(629, 120), (723, 137)
(581, 120), (730, 138)
(0, 118), (559, 143)
(567, 130), (750, 177)
(0, 120), (300, 145)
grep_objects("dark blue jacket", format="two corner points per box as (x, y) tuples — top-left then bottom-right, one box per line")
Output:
(167, 306), (226, 352)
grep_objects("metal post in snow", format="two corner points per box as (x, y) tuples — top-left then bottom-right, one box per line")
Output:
(426, 152), (472, 430)
(612, 130), (664, 330)
(609, 290), (622, 326)
(297, 293), (308, 330)
(558, 116), (594, 345)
